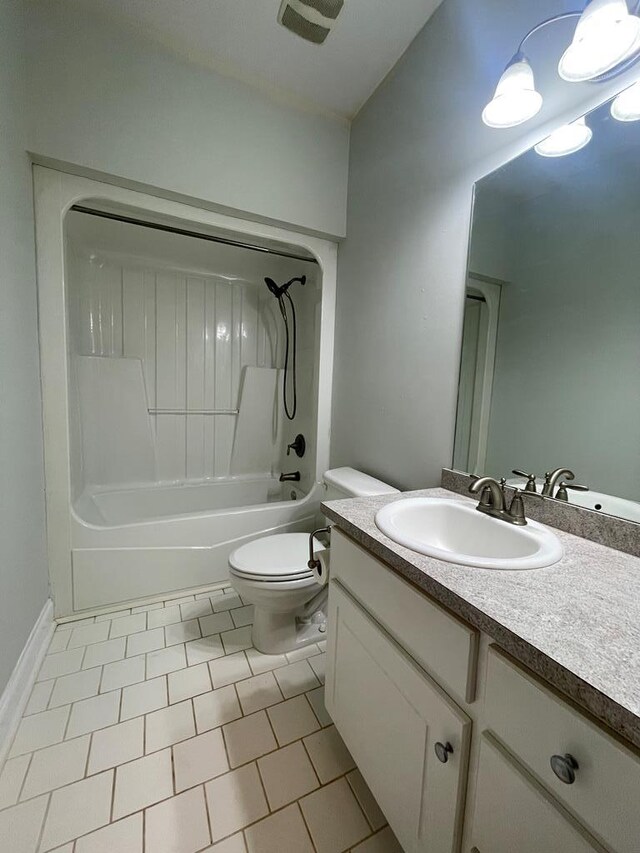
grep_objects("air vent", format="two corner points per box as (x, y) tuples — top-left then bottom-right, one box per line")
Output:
(278, 0), (345, 45)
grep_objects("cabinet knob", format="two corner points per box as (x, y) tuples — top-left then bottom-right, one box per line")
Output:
(434, 742), (454, 764)
(550, 753), (579, 784)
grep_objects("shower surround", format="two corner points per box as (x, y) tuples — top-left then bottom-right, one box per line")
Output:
(35, 169), (337, 617)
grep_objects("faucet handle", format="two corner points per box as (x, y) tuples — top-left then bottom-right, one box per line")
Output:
(555, 482), (589, 502)
(507, 488), (544, 525)
(512, 469), (538, 492)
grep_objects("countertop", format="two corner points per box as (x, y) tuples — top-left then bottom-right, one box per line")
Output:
(322, 487), (640, 749)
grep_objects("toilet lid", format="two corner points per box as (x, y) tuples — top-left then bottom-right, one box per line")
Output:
(229, 533), (325, 579)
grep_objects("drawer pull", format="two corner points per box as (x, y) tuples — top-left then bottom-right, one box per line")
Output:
(550, 753), (579, 785)
(434, 741), (454, 764)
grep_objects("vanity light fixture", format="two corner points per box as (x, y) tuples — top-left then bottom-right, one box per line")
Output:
(482, 1), (640, 128)
(482, 55), (543, 128)
(610, 78), (640, 117)
(559, 0), (640, 82)
(534, 116), (593, 156)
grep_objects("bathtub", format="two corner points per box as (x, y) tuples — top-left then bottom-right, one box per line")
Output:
(70, 475), (323, 612)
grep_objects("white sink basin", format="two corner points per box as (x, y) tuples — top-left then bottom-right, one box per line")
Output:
(375, 498), (563, 570)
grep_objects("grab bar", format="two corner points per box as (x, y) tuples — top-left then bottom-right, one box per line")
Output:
(148, 408), (239, 416)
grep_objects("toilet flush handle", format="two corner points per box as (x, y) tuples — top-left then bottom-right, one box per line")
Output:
(308, 527), (331, 570)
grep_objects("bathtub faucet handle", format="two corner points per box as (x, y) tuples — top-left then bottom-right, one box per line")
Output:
(286, 434), (306, 458)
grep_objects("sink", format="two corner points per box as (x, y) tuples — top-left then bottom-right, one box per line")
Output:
(375, 498), (563, 570)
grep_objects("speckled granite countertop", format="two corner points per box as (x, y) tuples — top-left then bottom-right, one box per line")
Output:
(322, 488), (640, 749)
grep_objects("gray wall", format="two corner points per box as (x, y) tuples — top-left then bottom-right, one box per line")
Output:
(25, 0), (350, 238)
(0, 0), (49, 691)
(483, 176), (640, 501)
(330, 0), (640, 490)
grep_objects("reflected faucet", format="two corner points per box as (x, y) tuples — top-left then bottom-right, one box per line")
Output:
(541, 468), (574, 497)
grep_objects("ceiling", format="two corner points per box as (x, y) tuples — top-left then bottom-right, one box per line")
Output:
(78, 0), (444, 119)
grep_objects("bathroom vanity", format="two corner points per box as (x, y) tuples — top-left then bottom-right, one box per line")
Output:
(322, 488), (640, 853)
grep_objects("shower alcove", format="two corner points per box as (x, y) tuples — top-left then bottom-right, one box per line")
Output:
(35, 168), (337, 618)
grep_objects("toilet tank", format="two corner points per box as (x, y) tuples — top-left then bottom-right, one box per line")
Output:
(322, 467), (399, 502)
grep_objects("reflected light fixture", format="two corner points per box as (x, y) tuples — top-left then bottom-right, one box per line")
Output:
(534, 116), (593, 156)
(482, 1), (640, 128)
(610, 78), (640, 117)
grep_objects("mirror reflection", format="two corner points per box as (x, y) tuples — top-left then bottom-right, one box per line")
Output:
(454, 93), (640, 523)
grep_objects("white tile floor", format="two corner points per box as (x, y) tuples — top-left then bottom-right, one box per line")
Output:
(0, 586), (403, 853)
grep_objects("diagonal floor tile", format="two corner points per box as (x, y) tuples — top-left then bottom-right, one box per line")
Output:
(21, 735), (89, 799)
(145, 785), (211, 853)
(223, 710), (276, 767)
(299, 777), (370, 853)
(75, 813), (143, 853)
(257, 741), (318, 810)
(173, 728), (229, 792)
(40, 770), (114, 850)
(113, 749), (173, 819)
(205, 763), (268, 842)
(9, 705), (70, 757)
(0, 794), (48, 853)
(244, 804), (314, 853)
(193, 684), (241, 733)
(145, 700), (195, 752)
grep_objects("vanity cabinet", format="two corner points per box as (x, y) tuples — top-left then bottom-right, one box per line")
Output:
(326, 528), (640, 853)
(326, 581), (471, 853)
(470, 733), (603, 853)
(483, 647), (640, 853)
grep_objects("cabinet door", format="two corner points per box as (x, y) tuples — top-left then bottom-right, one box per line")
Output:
(325, 580), (471, 853)
(470, 734), (605, 853)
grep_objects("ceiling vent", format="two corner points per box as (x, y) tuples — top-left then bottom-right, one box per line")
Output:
(278, 0), (345, 45)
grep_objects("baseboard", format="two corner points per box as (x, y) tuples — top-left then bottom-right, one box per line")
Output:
(0, 599), (54, 768)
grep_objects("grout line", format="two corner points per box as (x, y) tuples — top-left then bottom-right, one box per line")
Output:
(15, 751), (35, 804)
(297, 799), (320, 853)
(301, 737), (322, 788)
(5, 592), (373, 851)
(109, 762), (116, 824)
(34, 790), (52, 853)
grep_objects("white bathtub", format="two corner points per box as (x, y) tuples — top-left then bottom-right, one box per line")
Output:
(80, 475), (290, 525)
(71, 475), (322, 612)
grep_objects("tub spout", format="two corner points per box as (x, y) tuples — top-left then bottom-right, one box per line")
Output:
(279, 471), (301, 482)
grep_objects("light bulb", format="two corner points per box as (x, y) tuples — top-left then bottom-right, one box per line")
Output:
(482, 56), (543, 128)
(611, 79), (640, 119)
(559, 0), (640, 82)
(534, 117), (593, 157)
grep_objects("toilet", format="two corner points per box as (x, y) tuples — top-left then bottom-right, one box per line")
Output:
(228, 467), (399, 655)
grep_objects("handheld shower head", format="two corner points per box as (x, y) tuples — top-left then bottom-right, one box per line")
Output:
(264, 277), (281, 297)
(263, 273), (307, 421)
(264, 275), (306, 298)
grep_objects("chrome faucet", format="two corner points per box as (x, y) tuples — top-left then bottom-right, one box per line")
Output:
(541, 468), (574, 497)
(469, 476), (542, 526)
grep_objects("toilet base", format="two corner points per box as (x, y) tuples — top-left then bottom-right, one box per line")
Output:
(252, 606), (327, 655)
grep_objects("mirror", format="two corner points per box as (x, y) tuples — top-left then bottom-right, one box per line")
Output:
(454, 92), (640, 524)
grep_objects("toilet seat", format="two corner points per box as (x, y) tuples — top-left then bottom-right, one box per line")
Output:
(229, 533), (325, 583)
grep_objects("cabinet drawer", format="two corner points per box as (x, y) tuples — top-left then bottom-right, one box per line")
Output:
(484, 646), (640, 853)
(331, 528), (478, 703)
(326, 580), (471, 853)
(470, 733), (604, 853)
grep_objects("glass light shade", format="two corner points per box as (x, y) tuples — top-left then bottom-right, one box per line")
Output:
(534, 117), (593, 157)
(482, 58), (543, 128)
(558, 0), (640, 82)
(611, 80), (640, 119)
